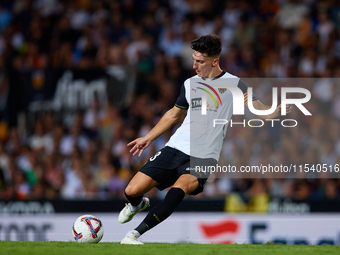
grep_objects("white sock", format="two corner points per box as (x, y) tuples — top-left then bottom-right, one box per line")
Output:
(129, 199), (144, 212)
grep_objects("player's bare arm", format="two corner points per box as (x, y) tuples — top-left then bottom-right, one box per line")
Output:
(127, 106), (186, 157)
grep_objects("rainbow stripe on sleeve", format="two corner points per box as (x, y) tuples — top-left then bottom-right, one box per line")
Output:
(244, 91), (258, 105)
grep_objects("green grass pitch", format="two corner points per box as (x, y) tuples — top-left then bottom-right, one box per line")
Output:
(0, 241), (340, 255)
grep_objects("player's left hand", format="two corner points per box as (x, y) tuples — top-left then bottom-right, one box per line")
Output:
(127, 137), (151, 157)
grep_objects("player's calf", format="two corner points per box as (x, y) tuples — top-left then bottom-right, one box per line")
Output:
(134, 187), (185, 235)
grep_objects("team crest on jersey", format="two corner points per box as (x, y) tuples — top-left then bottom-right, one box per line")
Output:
(218, 88), (227, 94)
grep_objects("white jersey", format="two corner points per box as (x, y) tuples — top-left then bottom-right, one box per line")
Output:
(165, 71), (249, 161)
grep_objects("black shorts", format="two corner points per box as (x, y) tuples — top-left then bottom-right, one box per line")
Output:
(139, 146), (217, 195)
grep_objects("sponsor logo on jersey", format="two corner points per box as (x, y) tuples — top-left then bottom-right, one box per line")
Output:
(191, 98), (202, 108)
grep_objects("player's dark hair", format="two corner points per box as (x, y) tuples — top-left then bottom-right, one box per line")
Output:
(190, 34), (222, 57)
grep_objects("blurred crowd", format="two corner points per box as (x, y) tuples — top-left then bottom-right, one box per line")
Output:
(0, 0), (340, 204)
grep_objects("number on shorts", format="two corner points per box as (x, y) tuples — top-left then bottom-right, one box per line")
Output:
(150, 151), (161, 161)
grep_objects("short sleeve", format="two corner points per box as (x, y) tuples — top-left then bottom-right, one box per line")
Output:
(238, 79), (258, 104)
(175, 84), (189, 109)
(237, 80), (248, 94)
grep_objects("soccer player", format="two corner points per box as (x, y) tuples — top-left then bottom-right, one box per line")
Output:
(119, 34), (292, 244)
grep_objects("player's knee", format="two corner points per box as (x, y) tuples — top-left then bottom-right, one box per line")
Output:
(124, 185), (135, 197)
(173, 176), (199, 195)
(124, 185), (140, 197)
(172, 184), (186, 194)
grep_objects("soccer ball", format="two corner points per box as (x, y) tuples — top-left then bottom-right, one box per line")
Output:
(72, 215), (104, 243)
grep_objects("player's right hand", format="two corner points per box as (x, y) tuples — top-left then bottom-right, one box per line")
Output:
(127, 137), (151, 157)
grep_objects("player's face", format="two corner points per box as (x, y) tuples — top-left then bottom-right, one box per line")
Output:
(192, 51), (217, 78)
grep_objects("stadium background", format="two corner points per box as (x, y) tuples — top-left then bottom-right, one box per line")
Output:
(0, 0), (340, 244)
